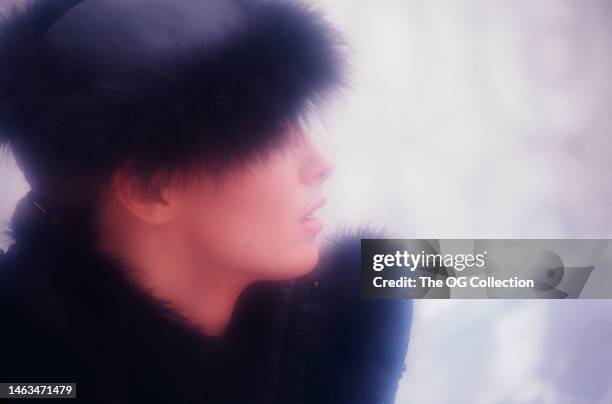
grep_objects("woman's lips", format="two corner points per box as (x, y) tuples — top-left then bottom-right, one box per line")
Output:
(300, 197), (327, 221)
(299, 197), (326, 234)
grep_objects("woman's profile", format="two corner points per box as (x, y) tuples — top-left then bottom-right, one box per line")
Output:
(0, 0), (412, 402)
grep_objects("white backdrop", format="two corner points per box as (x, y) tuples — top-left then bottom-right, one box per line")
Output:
(315, 1), (612, 402)
(2, 0), (612, 403)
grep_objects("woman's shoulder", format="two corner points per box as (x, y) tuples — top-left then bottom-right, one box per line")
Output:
(0, 245), (83, 382)
(279, 228), (413, 403)
(301, 226), (413, 336)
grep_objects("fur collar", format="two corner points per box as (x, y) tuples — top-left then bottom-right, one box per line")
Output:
(0, 226), (412, 403)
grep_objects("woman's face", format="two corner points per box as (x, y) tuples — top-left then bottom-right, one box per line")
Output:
(175, 130), (334, 280)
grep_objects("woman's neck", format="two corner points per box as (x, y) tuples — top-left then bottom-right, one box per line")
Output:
(98, 217), (253, 337)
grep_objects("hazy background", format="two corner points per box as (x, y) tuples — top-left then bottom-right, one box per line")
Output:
(2, 0), (612, 403)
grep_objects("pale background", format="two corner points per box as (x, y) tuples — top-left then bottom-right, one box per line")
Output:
(2, 0), (612, 403)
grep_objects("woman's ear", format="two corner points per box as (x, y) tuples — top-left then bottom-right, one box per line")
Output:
(111, 168), (178, 226)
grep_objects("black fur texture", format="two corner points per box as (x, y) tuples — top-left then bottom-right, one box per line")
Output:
(0, 0), (346, 202)
(0, 208), (412, 403)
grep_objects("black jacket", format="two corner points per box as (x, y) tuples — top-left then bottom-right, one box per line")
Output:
(0, 219), (412, 404)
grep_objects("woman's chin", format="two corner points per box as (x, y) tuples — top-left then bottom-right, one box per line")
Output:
(295, 244), (321, 276)
(264, 244), (321, 281)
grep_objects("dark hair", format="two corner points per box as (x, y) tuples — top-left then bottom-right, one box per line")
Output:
(0, 0), (346, 213)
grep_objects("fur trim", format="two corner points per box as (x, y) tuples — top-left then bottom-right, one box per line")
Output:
(0, 0), (346, 198)
(0, 226), (411, 403)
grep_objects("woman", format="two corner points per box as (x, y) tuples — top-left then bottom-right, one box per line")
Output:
(0, 0), (412, 402)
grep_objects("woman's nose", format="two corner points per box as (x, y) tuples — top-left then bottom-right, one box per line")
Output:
(300, 142), (335, 185)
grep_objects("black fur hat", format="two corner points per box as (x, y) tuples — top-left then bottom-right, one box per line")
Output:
(0, 0), (346, 205)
